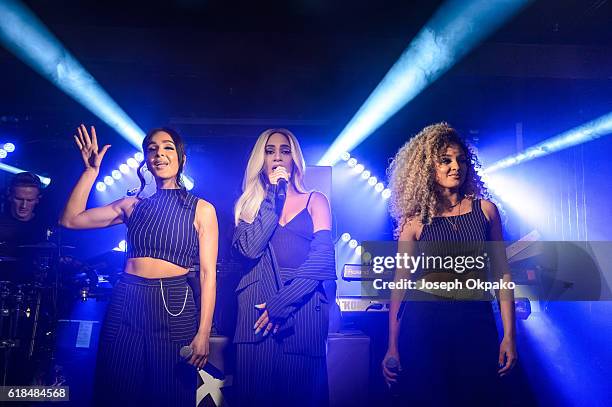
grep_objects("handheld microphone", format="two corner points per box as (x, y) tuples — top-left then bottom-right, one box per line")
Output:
(385, 356), (400, 372)
(276, 178), (287, 201)
(179, 345), (225, 380)
(385, 356), (401, 395)
(180, 345), (193, 359)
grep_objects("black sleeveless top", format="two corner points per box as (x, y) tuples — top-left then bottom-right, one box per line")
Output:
(126, 188), (199, 268)
(419, 198), (489, 242)
(416, 199), (492, 299)
(271, 192), (314, 283)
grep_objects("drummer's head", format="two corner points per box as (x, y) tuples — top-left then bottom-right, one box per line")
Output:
(8, 172), (41, 222)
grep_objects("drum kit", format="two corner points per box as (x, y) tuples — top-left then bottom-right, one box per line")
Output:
(0, 240), (124, 385)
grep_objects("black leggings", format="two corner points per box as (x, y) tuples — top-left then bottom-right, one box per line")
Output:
(397, 301), (500, 406)
(94, 273), (197, 407)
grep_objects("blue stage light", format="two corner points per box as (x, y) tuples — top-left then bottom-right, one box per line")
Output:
(95, 182), (106, 192)
(0, 149), (6, 159)
(382, 189), (392, 199)
(119, 164), (130, 174)
(0, 0), (145, 148)
(112, 240), (127, 252)
(485, 111), (612, 173)
(126, 158), (139, 169)
(0, 162), (50, 186)
(0, 1), (202, 194)
(183, 175), (194, 191)
(348, 239), (358, 249)
(111, 170), (122, 180)
(3, 143), (15, 152)
(341, 152), (389, 201)
(341, 232), (351, 242)
(482, 172), (546, 228)
(340, 152), (351, 161)
(103, 176), (114, 186)
(318, 0), (531, 166)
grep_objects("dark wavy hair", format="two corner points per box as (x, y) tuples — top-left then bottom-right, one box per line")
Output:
(135, 127), (187, 199)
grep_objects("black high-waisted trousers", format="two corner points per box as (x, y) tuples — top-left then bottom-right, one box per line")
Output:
(94, 273), (197, 407)
(397, 300), (501, 407)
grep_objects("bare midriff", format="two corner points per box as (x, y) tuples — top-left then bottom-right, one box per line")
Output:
(124, 257), (188, 278)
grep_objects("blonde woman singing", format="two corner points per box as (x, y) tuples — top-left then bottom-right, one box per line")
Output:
(232, 128), (336, 407)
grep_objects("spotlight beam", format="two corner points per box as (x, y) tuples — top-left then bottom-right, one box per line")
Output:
(318, 0), (532, 166)
(0, 162), (51, 186)
(0, 0), (144, 148)
(485, 111), (612, 173)
(0, 1), (196, 191)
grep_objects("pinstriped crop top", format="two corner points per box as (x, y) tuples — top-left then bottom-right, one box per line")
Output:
(126, 188), (199, 268)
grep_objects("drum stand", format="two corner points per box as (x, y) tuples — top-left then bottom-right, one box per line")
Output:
(28, 285), (43, 359)
(0, 282), (26, 386)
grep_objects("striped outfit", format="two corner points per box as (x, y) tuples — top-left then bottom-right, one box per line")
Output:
(232, 188), (336, 407)
(94, 188), (199, 407)
(396, 199), (501, 406)
(127, 188), (199, 266)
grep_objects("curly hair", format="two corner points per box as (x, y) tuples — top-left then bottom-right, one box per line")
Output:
(387, 122), (490, 238)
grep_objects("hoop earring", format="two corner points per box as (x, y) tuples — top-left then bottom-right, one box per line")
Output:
(141, 166), (154, 186)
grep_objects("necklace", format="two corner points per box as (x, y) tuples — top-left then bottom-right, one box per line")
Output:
(445, 199), (462, 231)
(448, 200), (461, 208)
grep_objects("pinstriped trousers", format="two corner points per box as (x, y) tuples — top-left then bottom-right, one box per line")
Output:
(235, 337), (329, 407)
(94, 273), (197, 407)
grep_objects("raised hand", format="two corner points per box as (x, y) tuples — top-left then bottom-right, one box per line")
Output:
(73, 124), (110, 171)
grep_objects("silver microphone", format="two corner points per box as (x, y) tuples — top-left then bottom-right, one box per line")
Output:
(180, 345), (193, 359)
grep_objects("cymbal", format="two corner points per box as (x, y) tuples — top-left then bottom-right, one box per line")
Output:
(17, 242), (76, 250)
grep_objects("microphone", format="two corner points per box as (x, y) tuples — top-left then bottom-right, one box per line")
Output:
(179, 345), (225, 380)
(385, 356), (400, 373)
(180, 345), (193, 359)
(276, 178), (287, 201)
(385, 356), (401, 396)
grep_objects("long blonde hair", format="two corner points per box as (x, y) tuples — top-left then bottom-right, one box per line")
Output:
(234, 128), (308, 225)
(387, 122), (489, 237)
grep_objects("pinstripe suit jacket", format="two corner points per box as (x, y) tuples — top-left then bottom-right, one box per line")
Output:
(232, 186), (336, 357)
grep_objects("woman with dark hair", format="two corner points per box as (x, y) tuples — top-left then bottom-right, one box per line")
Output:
(232, 128), (336, 406)
(382, 123), (517, 406)
(60, 125), (218, 406)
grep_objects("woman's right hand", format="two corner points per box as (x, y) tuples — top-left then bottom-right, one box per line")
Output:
(268, 166), (290, 185)
(382, 348), (402, 386)
(73, 124), (110, 171)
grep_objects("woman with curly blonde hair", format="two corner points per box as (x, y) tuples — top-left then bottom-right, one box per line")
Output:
(382, 123), (517, 406)
(387, 122), (489, 236)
